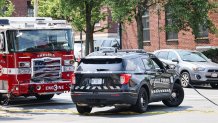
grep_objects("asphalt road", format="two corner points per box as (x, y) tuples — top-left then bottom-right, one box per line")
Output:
(0, 86), (218, 123)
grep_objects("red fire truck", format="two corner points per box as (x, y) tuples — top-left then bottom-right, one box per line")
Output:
(0, 17), (74, 102)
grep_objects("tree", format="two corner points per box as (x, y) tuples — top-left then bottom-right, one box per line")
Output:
(61, 0), (109, 55)
(107, 0), (218, 49)
(37, 0), (108, 55)
(165, 0), (218, 38)
(0, 0), (14, 17)
(37, 0), (62, 19)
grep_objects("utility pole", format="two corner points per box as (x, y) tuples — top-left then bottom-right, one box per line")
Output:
(80, 31), (83, 58)
(157, 4), (161, 50)
(119, 22), (122, 49)
(34, 0), (38, 17)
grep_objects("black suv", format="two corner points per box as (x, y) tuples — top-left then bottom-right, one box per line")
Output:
(71, 50), (184, 114)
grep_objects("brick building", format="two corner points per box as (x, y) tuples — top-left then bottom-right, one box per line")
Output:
(11, 0), (33, 17)
(122, 7), (218, 52)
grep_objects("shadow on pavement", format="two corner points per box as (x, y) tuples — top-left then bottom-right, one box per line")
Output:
(191, 85), (216, 90)
(0, 96), (76, 121)
(1, 96), (75, 110)
(0, 117), (32, 121)
(185, 84), (218, 90)
(82, 104), (192, 117)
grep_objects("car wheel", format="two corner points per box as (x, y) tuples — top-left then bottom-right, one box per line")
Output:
(180, 72), (191, 88)
(35, 94), (54, 100)
(132, 88), (148, 113)
(76, 104), (92, 114)
(162, 83), (184, 107)
(210, 83), (218, 89)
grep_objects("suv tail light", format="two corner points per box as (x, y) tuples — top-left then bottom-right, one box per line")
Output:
(71, 73), (76, 84)
(120, 74), (131, 84)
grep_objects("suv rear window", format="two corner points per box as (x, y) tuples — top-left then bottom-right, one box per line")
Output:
(77, 58), (123, 71)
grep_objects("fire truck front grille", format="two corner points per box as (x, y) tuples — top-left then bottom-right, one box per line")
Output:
(31, 58), (61, 82)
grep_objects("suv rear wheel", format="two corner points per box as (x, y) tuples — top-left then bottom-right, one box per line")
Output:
(76, 104), (92, 114)
(181, 72), (190, 88)
(132, 88), (148, 113)
(210, 83), (218, 89)
(162, 83), (184, 107)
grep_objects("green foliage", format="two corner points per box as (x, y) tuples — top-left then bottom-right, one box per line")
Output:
(60, 0), (107, 31)
(0, 0), (14, 17)
(166, 0), (218, 37)
(202, 48), (218, 63)
(105, 0), (138, 23)
(38, 0), (107, 31)
(37, 0), (62, 19)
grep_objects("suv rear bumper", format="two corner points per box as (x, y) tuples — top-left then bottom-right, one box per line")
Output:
(71, 92), (138, 106)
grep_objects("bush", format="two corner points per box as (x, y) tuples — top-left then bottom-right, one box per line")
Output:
(202, 49), (218, 63)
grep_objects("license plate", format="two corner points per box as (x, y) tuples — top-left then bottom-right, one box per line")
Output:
(211, 73), (218, 78)
(91, 79), (103, 85)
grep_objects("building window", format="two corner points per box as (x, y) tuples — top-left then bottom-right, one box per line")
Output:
(27, 1), (34, 17)
(142, 10), (150, 42)
(166, 9), (178, 41)
(0, 32), (5, 52)
(196, 25), (208, 39)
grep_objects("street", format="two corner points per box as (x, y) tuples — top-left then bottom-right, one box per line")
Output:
(0, 86), (218, 123)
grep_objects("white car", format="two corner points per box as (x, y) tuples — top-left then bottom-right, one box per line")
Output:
(154, 49), (218, 88)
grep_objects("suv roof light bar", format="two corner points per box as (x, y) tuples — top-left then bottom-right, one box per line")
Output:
(118, 49), (147, 53)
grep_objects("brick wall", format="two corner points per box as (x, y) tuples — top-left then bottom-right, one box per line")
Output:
(94, 7), (118, 34)
(11, 0), (29, 17)
(122, 8), (218, 52)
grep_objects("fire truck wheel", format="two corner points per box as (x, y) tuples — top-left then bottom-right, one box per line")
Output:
(35, 94), (54, 100)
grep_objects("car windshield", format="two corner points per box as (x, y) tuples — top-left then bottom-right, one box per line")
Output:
(7, 29), (73, 52)
(178, 51), (208, 62)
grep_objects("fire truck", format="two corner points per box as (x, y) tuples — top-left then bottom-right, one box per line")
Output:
(0, 17), (74, 102)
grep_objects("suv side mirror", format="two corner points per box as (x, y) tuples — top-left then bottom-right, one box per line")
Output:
(172, 59), (179, 63)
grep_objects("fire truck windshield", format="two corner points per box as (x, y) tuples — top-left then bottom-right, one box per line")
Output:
(7, 29), (73, 52)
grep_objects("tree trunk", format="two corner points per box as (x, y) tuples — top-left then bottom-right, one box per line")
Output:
(85, 1), (92, 56)
(135, 10), (144, 49)
(89, 29), (94, 53)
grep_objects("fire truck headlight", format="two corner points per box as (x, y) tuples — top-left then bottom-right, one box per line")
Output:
(36, 85), (41, 91)
(19, 62), (30, 68)
(64, 59), (74, 65)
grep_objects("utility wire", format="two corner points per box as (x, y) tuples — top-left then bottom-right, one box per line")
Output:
(171, 66), (218, 107)
(188, 83), (218, 107)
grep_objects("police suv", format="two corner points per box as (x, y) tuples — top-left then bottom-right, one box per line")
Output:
(71, 50), (184, 114)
